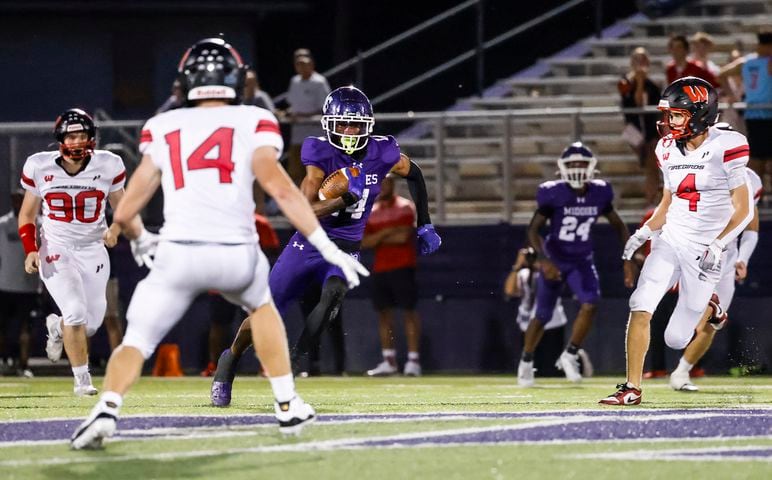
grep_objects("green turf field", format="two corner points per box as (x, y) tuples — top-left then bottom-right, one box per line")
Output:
(1, 375), (770, 479)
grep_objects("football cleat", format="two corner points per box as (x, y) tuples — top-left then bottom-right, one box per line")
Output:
(210, 349), (238, 407)
(669, 370), (699, 392)
(599, 383), (642, 405)
(45, 314), (63, 362)
(74, 372), (98, 397)
(367, 360), (398, 377)
(707, 294), (728, 331)
(577, 349), (594, 378)
(403, 360), (422, 377)
(517, 360), (535, 387)
(555, 351), (582, 383)
(70, 403), (118, 450)
(275, 396), (315, 436)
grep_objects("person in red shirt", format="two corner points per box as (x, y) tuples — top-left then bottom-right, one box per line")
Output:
(665, 35), (719, 87)
(362, 176), (422, 376)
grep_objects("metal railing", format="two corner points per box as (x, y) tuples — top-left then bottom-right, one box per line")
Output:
(274, 0), (600, 106)
(1, 102), (765, 225)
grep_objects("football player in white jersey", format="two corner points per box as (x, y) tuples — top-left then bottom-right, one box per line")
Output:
(17, 108), (145, 397)
(668, 166), (762, 391)
(600, 77), (754, 405)
(71, 38), (369, 449)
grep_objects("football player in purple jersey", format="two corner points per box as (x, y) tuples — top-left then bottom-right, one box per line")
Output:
(210, 86), (440, 406)
(517, 142), (636, 387)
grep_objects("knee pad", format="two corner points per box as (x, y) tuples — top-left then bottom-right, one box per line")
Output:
(61, 303), (88, 327)
(663, 324), (692, 350)
(319, 277), (348, 316)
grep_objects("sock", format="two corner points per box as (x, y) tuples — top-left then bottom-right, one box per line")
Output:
(383, 349), (396, 365)
(566, 343), (580, 355)
(100, 391), (123, 411)
(407, 351), (420, 362)
(521, 351), (534, 363)
(676, 357), (693, 374)
(269, 373), (296, 403)
(72, 364), (89, 377)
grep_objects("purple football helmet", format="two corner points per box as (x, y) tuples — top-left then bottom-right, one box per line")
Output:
(558, 142), (597, 188)
(321, 86), (375, 154)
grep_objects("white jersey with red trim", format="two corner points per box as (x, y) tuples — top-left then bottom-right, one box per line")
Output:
(139, 105), (283, 243)
(20, 150), (125, 246)
(656, 126), (750, 245)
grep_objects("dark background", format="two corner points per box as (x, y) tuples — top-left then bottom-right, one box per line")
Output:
(0, 0), (638, 120)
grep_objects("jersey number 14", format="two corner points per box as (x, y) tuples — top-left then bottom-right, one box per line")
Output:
(165, 128), (235, 190)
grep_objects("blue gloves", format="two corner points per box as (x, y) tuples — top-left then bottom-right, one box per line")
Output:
(347, 167), (365, 201)
(417, 224), (441, 255)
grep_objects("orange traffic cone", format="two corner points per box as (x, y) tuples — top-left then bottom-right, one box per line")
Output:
(152, 343), (185, 377)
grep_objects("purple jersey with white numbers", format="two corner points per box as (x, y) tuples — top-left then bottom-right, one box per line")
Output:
(537, 179), (614, 261)
(302, 135), (400, 242)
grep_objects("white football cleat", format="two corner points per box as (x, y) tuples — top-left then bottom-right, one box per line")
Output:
(275, 396), (315, 436)
(555, 351), (582, 383)
(517, 360), (535, 387)
(403, 360), (422, 377)
(45, 314), (63, 362)
(367, 360), (398, 377)
(670, 370), (699, 392)
(577, 349), (594, 378)
(70, 402), (118, 450)
(74, 372), (98, 397)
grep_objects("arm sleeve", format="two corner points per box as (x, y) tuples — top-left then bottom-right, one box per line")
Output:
(535, 184), (554, 217)
(405, 161), (432, 227)
(600, 182), (615, 215)
(250, 111), (284, 159)
(722, 140), (750, 190)
(654, 141), (673, 191)
(20, 159), (39, 196)
(109, 154), (127, 192)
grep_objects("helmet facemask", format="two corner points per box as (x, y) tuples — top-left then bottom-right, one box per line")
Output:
(322, 115), (374, 154)
(657, 103), (693, 140)
(558, 158), (597, 189)
(54, 109), (96, 161)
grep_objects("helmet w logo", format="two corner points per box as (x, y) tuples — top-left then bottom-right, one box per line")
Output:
(683, 85), (709, 103)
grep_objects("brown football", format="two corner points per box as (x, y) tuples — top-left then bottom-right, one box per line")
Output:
(318, 167), (360, 200)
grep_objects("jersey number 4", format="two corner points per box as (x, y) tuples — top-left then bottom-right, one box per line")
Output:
(165, 128), (235, 190)
(676, 173), (700, 212)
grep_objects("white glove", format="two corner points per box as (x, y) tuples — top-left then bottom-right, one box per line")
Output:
(622, 225), (653, 260)
(131, 229), (159, 269)
(698, 238), (725, 272)
(307, 228), (370, 288)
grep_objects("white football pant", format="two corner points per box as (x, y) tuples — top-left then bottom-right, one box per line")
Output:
(629, 237), (723, 350)
(38, 239), (109, 337)
(123, 241), (271, 358)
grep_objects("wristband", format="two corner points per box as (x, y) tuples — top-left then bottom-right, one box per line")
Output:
(18, 223), (37, 254)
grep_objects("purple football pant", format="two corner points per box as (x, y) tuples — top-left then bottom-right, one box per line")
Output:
(269, 232), (360, 316)
(534, 256), (600, 325)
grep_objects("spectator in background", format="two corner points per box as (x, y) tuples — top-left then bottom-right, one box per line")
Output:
(618, 47), (662, 206)
(719, 45), (747, 134)
(242, 68), (275, 112)
(362, 175), (422, 376)
(0, 190), (39, 378)
(690, 32), (720, 77)
(720, 30), (772, 193)
(666, 34), (719, 87)
(156, 79), (184, 114)
(283, 49), (330, 186)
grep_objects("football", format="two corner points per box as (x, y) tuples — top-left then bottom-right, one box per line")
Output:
(318, 167), (360, 200)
